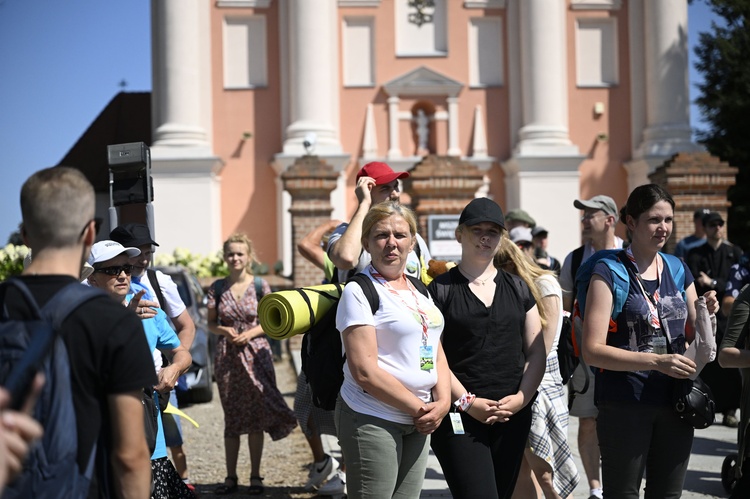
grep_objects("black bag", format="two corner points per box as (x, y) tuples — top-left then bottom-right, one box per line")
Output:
(142, 388), (159, 455)
(301, 273), (428, 410)
(557, 315), (578, 385)
(673, 376), (716, 429)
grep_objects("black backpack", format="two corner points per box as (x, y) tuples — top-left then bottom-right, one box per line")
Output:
(556, 315), (578, 386)
(300, 273), (429, 410)
(0, 279), (103, 498)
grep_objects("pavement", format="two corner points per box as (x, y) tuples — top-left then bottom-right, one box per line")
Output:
(289, 343), (738, 498)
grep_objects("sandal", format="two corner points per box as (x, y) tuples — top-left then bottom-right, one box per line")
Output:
(215, 476), (238, 495)
(249, 475), (264, 495)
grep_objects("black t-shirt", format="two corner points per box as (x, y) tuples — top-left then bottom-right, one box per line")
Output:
(4, 275), (157, 497)
(428, 267), (536, 400)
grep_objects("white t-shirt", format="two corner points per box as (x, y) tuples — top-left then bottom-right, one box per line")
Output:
(327, 223), (431, 283)
(134, 270), (187, 319)
(536, 274), (563, 359)
(335, 268), (444, 424)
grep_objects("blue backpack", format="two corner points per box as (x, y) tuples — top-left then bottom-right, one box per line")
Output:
(574, 249), (685, 322)
(0, 279), (103, 498)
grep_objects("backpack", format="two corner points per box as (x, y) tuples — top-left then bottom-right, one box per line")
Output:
(300, 273), (429, 410)
(568, 249), (686, 397)
(556, 315), (577, 386)
(0, 279), (103, 498)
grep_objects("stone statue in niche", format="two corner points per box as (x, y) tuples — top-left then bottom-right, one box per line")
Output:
(414, 109), (430, 156)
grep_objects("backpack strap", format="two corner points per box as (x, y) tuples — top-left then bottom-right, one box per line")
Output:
(660, 252), (686, 300)
(605, 253), (630, 320)
(348, 273), (380, 314)
(0, 278), (45, 320)
(211, 279), (226, 306)
(571, 245), (586, 283)
(40, 283), (104, 327)
(405, 275), (430, 298)
(146, 269), (167, 311)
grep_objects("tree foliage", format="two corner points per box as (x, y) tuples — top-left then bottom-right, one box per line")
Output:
(693, 0), (750, 250)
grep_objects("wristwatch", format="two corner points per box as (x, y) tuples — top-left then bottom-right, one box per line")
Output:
(711, 279), (717, 288)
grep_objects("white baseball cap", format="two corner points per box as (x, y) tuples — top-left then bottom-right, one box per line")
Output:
(87, 240), (140, 266)
(509, 227), (533, 244)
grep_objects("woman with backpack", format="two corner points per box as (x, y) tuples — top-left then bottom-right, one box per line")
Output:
(335, 201), (450, 499)
(494, 236), (579, 498)
(581, 184), (719, 498)
(427, 198), (547, 499)
(207, 233), (297, 495)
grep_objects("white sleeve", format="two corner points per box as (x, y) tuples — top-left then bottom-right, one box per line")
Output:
(156, 270), (187, 318)
(536, 274), (562, 299)
(336, 282), (376, 333)
(558, 251), (575, 297)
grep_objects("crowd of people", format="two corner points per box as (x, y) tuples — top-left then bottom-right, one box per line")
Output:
(1, 160), (748, 499)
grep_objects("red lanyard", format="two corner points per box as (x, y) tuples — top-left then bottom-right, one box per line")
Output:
(624, 248), (666, 337)
(368, 266), (429, 346)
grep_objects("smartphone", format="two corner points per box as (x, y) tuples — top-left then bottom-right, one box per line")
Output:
(3, 322), (55, 411)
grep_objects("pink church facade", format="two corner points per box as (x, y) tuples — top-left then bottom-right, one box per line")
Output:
(147, 0), (699, 272)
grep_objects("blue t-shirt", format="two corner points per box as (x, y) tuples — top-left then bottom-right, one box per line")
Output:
(673, 235), (705, 259)
(126, 290), (181, 460)
(593, 257), (694, 406)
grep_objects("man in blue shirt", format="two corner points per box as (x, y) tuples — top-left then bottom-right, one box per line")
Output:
(674, 208), (710, 259)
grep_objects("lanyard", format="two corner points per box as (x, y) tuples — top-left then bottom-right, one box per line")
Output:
(623, 248), (670, 342)
(368, 266), (430, 346)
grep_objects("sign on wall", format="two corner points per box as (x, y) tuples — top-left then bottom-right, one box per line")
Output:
(427, 214), (461, 262)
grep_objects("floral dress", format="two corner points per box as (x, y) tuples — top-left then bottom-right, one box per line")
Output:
(208, 277), (297, 439)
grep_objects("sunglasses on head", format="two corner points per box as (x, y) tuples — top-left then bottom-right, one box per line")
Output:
(93, 264), (133, 276)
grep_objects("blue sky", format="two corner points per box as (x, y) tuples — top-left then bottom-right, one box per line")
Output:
(0, 0), (719, 244)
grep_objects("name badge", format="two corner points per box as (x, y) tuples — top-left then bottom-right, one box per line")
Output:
(653, 336), (668, 355)
(450, 413), (465, 435)
(419, 345), (434, 371)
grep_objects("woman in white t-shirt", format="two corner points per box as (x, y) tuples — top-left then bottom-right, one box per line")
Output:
(495, 236), (579, 499)
(335, 201), (450, 499)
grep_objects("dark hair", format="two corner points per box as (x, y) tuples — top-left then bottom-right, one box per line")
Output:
(620, 184), (675, 223)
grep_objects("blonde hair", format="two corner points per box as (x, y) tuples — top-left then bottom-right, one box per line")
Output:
(493, 234), (555, 328)
(223, 233), (258, 273)
(360, 201), (418, 246)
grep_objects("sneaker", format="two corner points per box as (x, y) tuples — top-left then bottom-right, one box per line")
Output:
(316, 470), (346, 496)
(304, 455), (338, 491)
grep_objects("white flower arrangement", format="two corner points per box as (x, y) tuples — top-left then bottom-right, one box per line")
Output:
(0, 244), (31, 281)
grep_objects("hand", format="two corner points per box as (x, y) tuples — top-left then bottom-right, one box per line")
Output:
(702, 290), (719, 315)
(154, 364), (181, 393)
(354, 176), (375, 206)
(413, 400), (451, 435)
(231, 331), (254, 346)
(656, 353), (697, 379)
(0, 375), (45, 487)
(697, 272), (713, 289)
(494, 393), (527, 423)
(127, 290), (160, 320)
(218, 326), (238, 339)
(465, 397), (502, 424)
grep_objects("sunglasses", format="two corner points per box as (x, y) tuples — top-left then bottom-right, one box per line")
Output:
(93, 264), (133, 277)
(708, 222), (724, 228)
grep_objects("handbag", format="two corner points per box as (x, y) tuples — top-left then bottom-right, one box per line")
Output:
(621, 254), (716, 429)
(672, 376), (716, 429)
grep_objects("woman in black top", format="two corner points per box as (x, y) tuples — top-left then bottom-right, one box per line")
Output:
(428, 198), (547, 499)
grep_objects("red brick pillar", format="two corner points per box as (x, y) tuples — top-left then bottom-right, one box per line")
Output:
(404, 155), (486, 238)
(650, 152), (738, 254)
(281, 156), (339, 288)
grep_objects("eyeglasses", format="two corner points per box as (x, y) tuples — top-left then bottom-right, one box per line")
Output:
(79, 217), (103, 238)
(581, 212), (605, 222)
(93, 264), (133, 276)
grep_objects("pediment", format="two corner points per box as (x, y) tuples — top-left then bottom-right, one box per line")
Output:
(383, 66), (463, 97)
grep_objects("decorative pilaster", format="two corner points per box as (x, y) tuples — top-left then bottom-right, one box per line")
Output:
(404, 155), (486, 237)
(281, 156), (340, 288)
(649, 152), (738, 253)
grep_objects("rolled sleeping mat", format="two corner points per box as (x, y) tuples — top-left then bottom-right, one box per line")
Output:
(258, 283), (344, 340)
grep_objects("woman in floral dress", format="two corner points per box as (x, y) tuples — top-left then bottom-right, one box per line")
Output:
(208, 233), (297, 495)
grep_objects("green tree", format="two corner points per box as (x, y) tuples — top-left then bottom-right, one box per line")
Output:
(693, 0), (750, 250)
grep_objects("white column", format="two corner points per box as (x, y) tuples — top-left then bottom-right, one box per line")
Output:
(282, 0), (342, 155)
(387, 96), (402, 158)
(151, 0), (209, 148)
(447, 97), (461, 157)
(637, 0), (698, 157)
(515, 0), (577, 156)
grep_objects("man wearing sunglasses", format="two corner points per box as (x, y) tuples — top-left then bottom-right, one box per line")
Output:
(9, 167), (154, 498)
(687, 211), (743, 428)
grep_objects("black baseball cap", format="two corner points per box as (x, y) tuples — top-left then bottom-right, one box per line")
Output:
(693, 208), (711, 220)
(110, 223), (159, 247)
(459, 198), (505, 229)
(702, 212), (724, 227)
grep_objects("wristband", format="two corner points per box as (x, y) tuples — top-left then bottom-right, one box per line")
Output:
(453, 392), (476, 412)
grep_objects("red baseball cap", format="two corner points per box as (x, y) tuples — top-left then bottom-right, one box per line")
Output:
(356, 162), (409, 186)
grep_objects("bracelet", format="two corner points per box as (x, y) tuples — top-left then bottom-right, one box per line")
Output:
(453, 392), (476, 412)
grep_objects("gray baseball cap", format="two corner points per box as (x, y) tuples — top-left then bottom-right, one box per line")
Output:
(574, 195), (618, 217)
